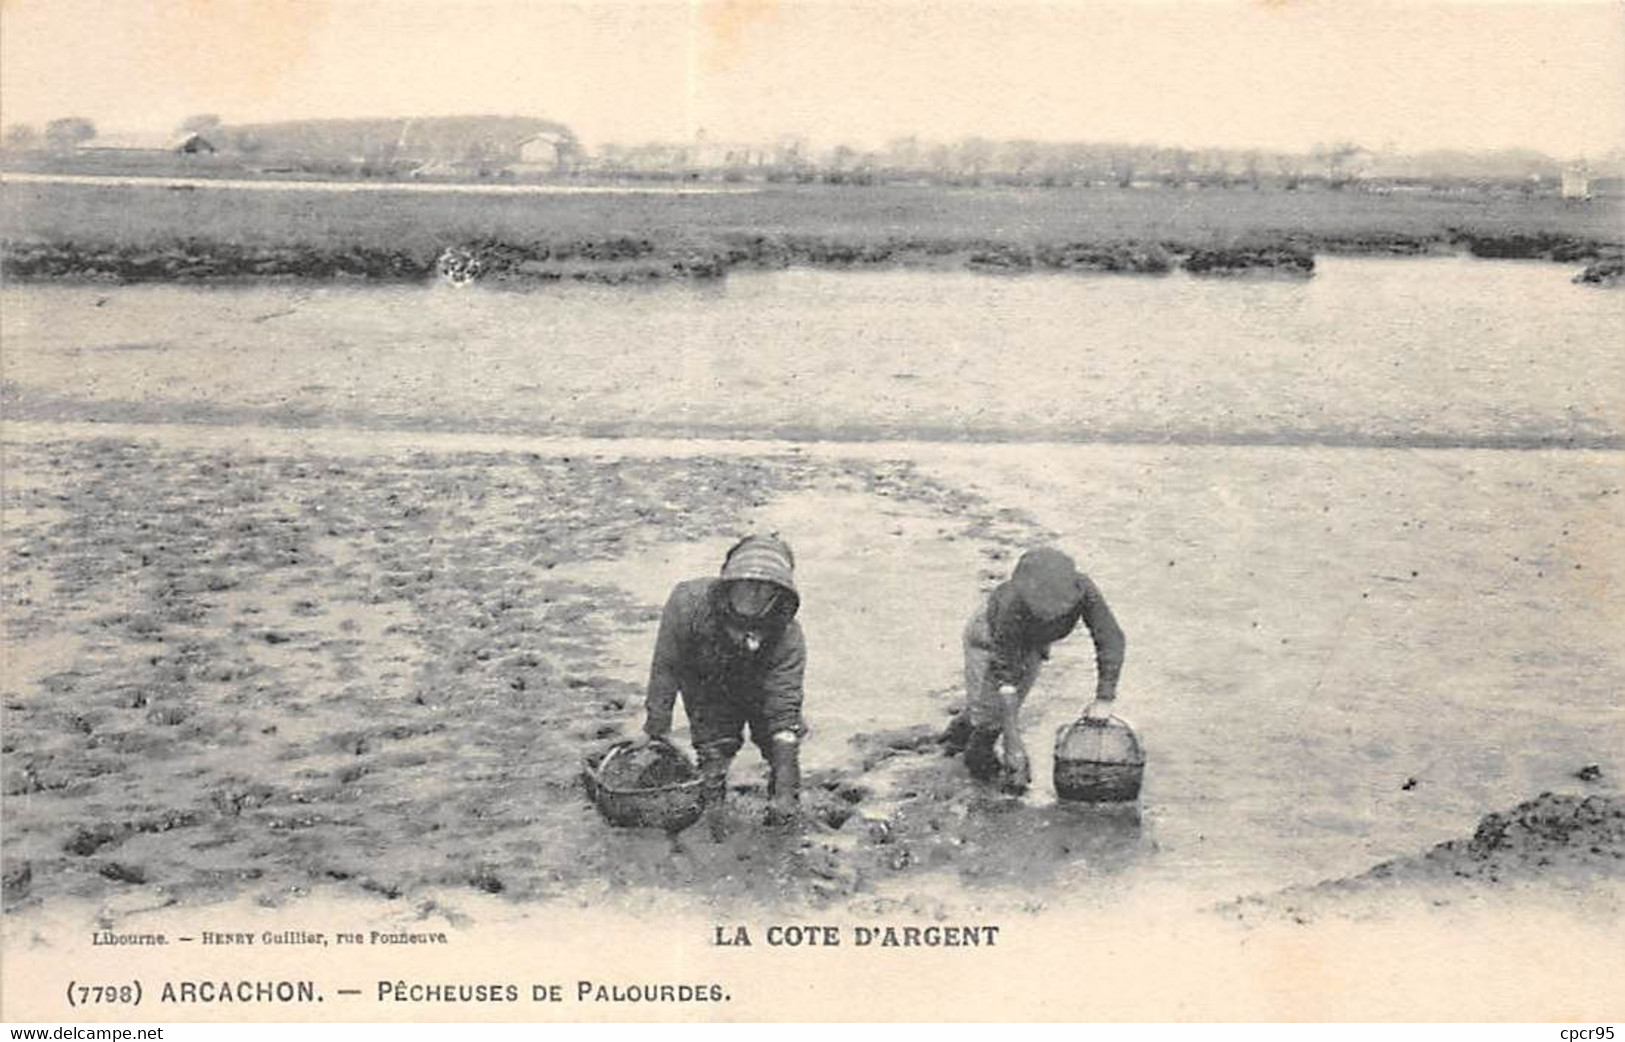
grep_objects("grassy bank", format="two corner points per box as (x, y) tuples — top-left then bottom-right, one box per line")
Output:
(3, 180), (1621, 283)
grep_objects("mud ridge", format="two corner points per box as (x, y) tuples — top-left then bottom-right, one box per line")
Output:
(3, 229), (1618, 285)
(1216, 792), (1625, 925)
(1574, 254), (1624, 286)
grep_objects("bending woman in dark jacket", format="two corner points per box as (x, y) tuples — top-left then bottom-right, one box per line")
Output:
(632, 534), (807, 834)
(959, 546), (1125, 793)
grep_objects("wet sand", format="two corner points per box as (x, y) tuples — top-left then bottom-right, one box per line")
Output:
(3, 421), (1620, 928)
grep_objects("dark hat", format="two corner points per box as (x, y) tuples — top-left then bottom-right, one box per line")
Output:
(1011, 547), (1082, 620)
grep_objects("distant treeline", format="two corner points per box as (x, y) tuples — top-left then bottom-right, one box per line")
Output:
(4, 115), (1621, 189)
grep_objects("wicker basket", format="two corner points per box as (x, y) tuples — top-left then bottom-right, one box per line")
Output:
(582, 741), (707, 833)
(1053, 716), (1146, 804)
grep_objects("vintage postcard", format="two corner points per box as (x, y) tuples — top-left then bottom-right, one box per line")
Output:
(1, 0), (1622, 1024)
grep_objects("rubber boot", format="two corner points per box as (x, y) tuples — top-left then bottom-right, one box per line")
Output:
(940, 710), (974, 755)
(964, 727), (1003, 782)
(697, 747), (733, 842)
(764, 739), (801, 827)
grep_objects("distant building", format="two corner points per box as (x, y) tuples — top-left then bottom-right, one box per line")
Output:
(173, 132), (216, 154)
(514, 131), (574, 172)
(1561, 166), (1592, 200)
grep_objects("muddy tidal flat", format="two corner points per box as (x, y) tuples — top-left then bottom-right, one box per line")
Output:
(3, 425), (1621, 927)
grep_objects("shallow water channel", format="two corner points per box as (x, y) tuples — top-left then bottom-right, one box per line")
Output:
(4, 255), (1621, 446)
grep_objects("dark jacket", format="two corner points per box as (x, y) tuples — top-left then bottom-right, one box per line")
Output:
(986, 552), (1125, 693)
(644, 577), (806, 739)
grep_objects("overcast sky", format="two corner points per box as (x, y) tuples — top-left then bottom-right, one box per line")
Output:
(2, 0), (1622, 157)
